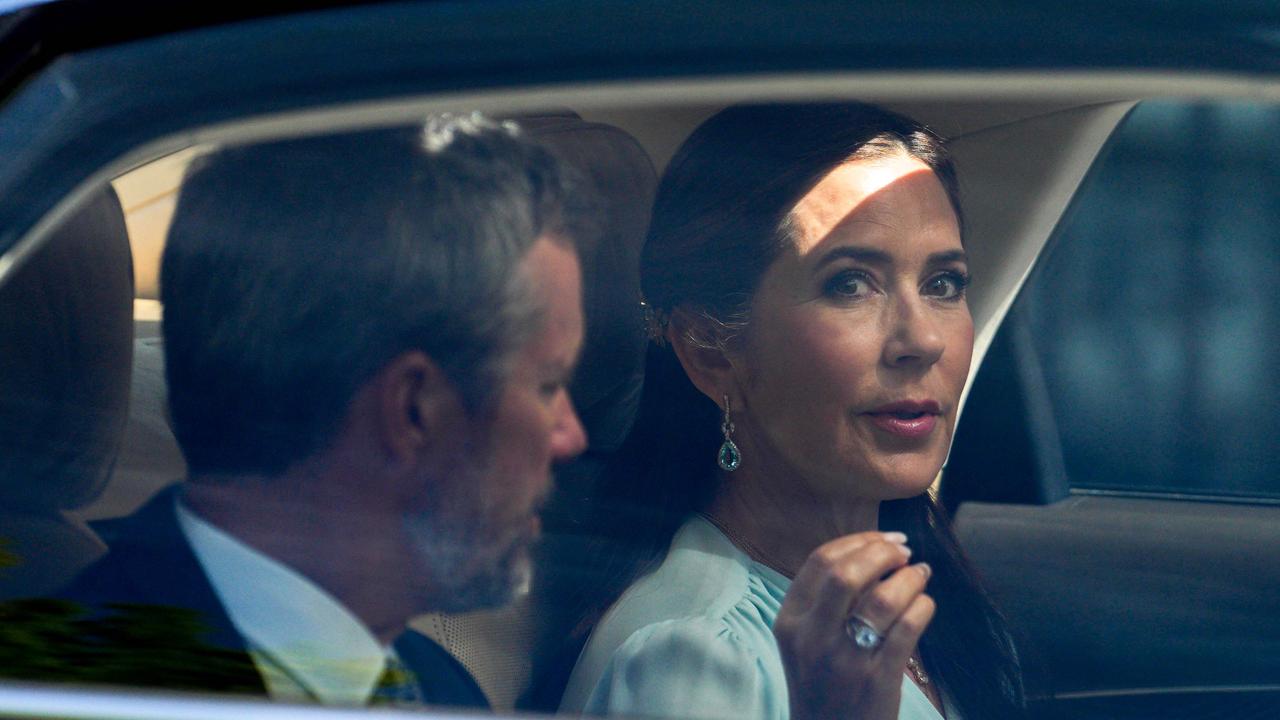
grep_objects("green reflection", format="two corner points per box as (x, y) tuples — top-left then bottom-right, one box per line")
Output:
(0, 599), (262, 694)
(0, 538), (17, 571)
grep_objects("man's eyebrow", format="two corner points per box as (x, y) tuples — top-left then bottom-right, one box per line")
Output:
(544, 355), (580, 383)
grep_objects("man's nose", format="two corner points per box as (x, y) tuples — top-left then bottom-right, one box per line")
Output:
(551, 392), (588, 461)
(881, 295), (946, 369)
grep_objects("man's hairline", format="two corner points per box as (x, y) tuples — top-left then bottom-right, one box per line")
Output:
(438, 228), (580, 422)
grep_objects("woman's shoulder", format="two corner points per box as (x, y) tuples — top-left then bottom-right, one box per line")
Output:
(559, 516), (790, 715)
(560, 610), (786, 718)
(593, 516), (783, 642)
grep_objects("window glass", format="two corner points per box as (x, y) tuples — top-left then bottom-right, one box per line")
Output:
(0, 109), (658, 713)
(1023, 100), (1280, 500)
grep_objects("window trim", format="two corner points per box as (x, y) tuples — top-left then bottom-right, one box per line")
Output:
(0, 680), (485, 720)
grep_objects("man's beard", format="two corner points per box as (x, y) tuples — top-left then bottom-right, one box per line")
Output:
(403, 510), (533, 613)
(400, 451), (538, 614)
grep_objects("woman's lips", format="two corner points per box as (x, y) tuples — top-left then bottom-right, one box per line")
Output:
(865, 412), (938, 439)
(863, 400), (941, 439)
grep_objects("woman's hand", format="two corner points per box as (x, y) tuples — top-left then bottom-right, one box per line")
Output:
(773, 531), (934, 720)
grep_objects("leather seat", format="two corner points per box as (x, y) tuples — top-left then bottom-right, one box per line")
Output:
(413, 112), (657, 710)
(0, 186), (134, 599)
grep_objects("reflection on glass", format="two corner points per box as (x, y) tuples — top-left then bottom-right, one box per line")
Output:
(0, 599), (262, 692)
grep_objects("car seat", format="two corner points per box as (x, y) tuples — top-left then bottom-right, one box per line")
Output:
(0, 186), (134, 599)
(412, 111), (657, 710)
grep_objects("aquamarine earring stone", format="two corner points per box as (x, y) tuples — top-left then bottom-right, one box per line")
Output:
(718, 439), (741, 472)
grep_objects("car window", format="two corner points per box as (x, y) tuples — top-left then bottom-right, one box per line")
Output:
(0, 90), (1155, 717)
(0, 107), (662, 713)
(4, 4), (1274, 713)
(1018, 99), (1280, 501)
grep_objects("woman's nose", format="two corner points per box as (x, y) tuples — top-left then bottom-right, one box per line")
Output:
(881, 295), (946, 369)
(551, 391), (588, 461)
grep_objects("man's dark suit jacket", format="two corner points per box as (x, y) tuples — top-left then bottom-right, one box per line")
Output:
(18, 486), (487, 707)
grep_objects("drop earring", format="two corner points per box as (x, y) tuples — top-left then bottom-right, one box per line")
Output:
(718, 394), (741, 472)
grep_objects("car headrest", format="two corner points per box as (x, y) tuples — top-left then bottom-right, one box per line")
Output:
(413, 114), (658, 711)
(0, 186), (134, 513)
(520, 114), (657, 453)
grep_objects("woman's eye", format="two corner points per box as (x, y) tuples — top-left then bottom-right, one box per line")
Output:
(824, 270), (871, 299)
(922, 271), (970, 300)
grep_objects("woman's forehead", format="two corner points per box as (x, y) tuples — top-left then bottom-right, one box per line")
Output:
(787, 156), (954, 257)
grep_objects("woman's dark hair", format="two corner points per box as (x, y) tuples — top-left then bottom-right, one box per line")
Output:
(574, 103), (1025, 718)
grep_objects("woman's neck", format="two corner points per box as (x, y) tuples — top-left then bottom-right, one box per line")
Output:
(705, 463), (880, 578)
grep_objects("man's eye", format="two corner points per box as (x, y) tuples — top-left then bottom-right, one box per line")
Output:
(824, 270), (871, 299)
(540, 383), (561, 399)
(922, 271), (970, 300)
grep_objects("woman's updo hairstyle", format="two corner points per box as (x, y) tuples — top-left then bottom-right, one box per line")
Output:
(575, 103), (1023, 720)
(602, 101), (965, 583)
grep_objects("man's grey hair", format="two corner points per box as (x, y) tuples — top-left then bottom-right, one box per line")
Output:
(161, 113), (583, 476)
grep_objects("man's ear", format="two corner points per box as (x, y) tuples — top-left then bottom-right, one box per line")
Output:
(373, 350), (464, 466)
(667, 308), (738, 407)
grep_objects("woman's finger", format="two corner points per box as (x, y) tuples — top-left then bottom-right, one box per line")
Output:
(877, 592), (937, 669)
(792, 537), (912, 625)
(784, 531), (897, 606)
(846, 562), (932, 643)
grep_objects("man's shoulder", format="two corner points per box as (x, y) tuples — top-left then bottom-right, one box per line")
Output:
(0, 488), (267, 695)
(2, 572), (264, 694)
(59, 487), (196, 605)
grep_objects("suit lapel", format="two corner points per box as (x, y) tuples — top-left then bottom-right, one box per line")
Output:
(393, 630), (489, 708)
(67, 487), (490, 706)
(61, 485), (266, 694)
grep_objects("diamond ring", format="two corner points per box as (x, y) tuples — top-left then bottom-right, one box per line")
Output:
(844, 615), (884, 651)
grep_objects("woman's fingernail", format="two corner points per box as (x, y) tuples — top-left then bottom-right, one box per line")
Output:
(916, 562), (932, 579)
(898, 544), (913, 559)
(883, 532), (908, 544)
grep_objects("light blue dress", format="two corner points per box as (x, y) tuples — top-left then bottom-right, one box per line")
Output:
(560, 515), (949, 720)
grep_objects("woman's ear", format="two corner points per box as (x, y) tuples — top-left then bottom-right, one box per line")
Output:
(667, 308), (738, 407)
(373, 350), (465, 466)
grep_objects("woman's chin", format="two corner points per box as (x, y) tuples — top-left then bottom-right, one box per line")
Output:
(860, 461), (945, 501)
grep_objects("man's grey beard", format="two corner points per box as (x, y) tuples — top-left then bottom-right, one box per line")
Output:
(402, 508), (533, 614)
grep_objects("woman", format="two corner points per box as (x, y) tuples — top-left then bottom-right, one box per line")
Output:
(558, 104), (1024, 720)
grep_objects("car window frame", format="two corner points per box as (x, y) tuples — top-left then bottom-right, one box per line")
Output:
(6, 3), (1280, 719)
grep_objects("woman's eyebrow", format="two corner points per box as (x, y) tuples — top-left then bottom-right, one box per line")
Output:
(812, 246), (968, 270)
(929, 249), (969, 266)
(814, 245), (893, 270)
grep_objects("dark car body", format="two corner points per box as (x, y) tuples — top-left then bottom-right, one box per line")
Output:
(1, 2), (1278, 719)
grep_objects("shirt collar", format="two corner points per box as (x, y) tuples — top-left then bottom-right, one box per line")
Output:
(175, 497), (389, 705)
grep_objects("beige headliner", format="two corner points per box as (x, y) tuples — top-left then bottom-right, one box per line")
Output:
(110, 85), (1140, 393)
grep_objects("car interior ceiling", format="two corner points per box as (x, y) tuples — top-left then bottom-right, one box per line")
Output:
(4, 98), (1141, 710)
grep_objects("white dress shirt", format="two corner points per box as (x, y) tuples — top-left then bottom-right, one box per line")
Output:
(175, 498), (394, 705)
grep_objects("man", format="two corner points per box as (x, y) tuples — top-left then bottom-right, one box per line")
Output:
(36, 114), (588, 706)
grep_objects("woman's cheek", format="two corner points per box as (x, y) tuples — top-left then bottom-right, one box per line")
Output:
(798, 313), (880, 384)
